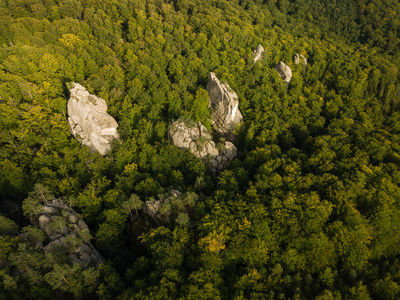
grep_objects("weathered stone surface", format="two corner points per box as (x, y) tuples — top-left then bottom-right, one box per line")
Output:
(207, 73), (243, 140)
(145, 198), (163, 219)
(168, 118), (237, 172)
(144, 190), (198, 225)
(38, 215), (50, 227)
(252, 44), (265, 63)
(294, 53), (307, 67)
(31, 200), (104, 268)
(68, 214), (78, 224)
(42, 206), (58, 215)
(78, 219), (89, 231)
(67, 82), (119, 155)
(275, 61), (292, 86)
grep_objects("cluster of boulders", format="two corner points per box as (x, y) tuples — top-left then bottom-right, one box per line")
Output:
(66, 47), (307, 158)
(30, 200), (103, 268)
(251, 45), (307, 88)
(144, 190), (182, 224)
(168, 118), (237, 172)
(67, 83), (119, 156)
(168, 72), (242, 172)
(35, 44), (310, 271)
(294, 53), (307, 67)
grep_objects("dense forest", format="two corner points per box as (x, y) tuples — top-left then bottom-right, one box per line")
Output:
(1, 0), (400, 299)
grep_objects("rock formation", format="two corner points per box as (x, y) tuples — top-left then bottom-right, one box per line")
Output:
(294, 53), (307, 67)
(207, 72), (243, 140)
(252, 44), (265, 63)
(275, 61), (292, 86)
(67, 83), (119, 155)
(29, 199), (104, 268)
(144, 190), (182, 224)
(168, 118), (237, 172)
(143, 190), (198, 227)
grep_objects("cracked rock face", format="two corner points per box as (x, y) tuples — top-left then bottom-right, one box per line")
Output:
(67, 83), (119, 155)
(30, 200), (104, 268)
(275, 61), (292, 86)
(168, 118), (237, 172)
(294, 53), (307, 67)
(207, 73), (243, 141)
(252, 44), (265, 63)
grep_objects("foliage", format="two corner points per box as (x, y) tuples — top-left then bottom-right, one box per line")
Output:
(0, 0), (400, 298)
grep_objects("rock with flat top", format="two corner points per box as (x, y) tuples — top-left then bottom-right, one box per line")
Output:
(207, 73), (243, 140)
(67, 82), (119, 155)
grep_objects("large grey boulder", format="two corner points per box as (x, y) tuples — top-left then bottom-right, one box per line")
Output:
(67, 83), (119, 155)
(168, 118), (237, 172)
(207, 73), (243, 141)
(275, 61), (292, 86)
(30, 200), (104, 268)
(294, 53), (307, 68)
(252, 44), (265, 63)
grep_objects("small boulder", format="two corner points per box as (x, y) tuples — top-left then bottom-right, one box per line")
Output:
(42, 206), (58, 215)
(252, 44), (265, 63)
(68, 214), (78, 224)
(294, 53), (307, 67)
(275, 61), (292, 86)
(38, 215), (50, 227)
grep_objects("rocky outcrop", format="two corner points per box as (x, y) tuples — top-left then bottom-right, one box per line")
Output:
(168, 118), (237, 172)
(294, 53), (307, 67)
(143, 190), (198, 226)
(275, 61), (292, 86)
(252, 44), (265, 63)
(29, 199), (103, 268)
(207, 73), (243, 140)
(67, 83), (119, 155)
(144, 190), (181, 224)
